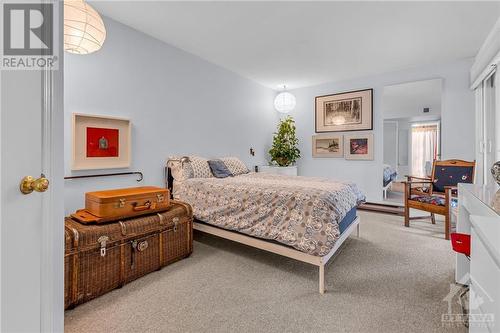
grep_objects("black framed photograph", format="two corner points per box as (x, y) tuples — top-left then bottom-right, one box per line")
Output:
(315, 88), (373, 132)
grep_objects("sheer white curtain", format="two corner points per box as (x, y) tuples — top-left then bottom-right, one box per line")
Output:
(411, 124), (438, 178)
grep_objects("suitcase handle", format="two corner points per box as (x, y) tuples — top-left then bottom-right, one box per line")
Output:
(132, 201), (152, 211)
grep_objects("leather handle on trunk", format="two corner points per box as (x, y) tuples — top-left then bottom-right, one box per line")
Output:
(132, 201), (152, 211)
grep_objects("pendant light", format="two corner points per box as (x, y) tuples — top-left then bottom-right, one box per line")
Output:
(64, 0), (106, 54)
(274, 85), (296, 113)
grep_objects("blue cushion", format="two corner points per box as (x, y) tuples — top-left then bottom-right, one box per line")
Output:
(208, 159), (233, 178)
(432, 165), (474, 193)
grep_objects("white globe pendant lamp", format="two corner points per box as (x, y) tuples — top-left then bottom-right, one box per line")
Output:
(64, 0), (106, 54)
(274, 86), (296, 113)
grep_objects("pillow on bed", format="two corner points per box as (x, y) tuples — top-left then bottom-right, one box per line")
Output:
(188, 156), (213, 178)
(167, 156), (193, 181)
(220, 157), (249, 176)
(208, 159), (233, 178)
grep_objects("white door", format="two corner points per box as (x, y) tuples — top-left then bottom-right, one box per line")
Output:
(0, 2), (64, 332)
(476, 71), (498, 185)
(383, 121), (398, 171)
(475, 85), (485, 185)
(484, 73), (497, 184)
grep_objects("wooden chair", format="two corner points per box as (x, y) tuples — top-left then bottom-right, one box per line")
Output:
(404, 159), (475, 240)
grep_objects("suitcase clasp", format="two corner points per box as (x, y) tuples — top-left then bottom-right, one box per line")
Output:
(117, 199), (126, 208)
(157, 194), (164, 202)
(98, 235), (109, 257)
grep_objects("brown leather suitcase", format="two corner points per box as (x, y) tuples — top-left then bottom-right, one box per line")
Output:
(64, 201), (192, 309)
(72, 186), (170, 224)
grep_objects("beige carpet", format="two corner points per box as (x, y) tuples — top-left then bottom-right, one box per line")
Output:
(65, 211), (465, 333)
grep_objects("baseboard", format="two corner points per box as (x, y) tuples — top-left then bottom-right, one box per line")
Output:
(359, 202), (404, 216)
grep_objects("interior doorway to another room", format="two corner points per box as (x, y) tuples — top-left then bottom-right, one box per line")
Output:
(382, 78), (443, 205)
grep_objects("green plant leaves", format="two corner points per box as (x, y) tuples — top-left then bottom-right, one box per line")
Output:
(268, 116), (301, 167)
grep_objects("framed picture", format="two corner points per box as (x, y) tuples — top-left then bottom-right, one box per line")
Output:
(72, 113), (131, 170)
(312, 134), (343, 158)
(344, 133), (374, 160)
(315, 88), (373, 132)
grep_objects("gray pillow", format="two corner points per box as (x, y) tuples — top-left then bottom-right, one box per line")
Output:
(208, 159), (233, 178)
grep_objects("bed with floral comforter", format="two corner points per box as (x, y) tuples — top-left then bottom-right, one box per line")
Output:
(173, 172), (365, 256)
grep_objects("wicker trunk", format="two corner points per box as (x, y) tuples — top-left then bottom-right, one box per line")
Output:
(64, 201), (192, 309)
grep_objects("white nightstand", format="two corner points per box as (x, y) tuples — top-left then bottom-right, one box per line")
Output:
(258, 165), (298, 176)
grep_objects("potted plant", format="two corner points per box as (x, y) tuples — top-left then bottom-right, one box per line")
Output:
(268, 116), (301, 169)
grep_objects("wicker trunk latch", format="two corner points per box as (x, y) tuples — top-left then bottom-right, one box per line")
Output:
(97, 235), (109, 257)
(173, 217), (179, 232)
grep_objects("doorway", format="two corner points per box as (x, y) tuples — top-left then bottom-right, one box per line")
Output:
(381, 78), (443, 205)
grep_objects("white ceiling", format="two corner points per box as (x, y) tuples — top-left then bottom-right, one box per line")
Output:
(91, 1), (500, 90)
(383, 78), (442, 120)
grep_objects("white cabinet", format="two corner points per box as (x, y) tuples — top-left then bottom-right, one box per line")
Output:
(469, 225), (500, 333)
(457, 184), (500, 332)
(258, 165), (298, 176)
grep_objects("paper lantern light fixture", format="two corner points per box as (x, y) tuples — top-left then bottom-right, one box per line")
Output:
(64, 0), (106, 54)
(274, 86), (296, 113)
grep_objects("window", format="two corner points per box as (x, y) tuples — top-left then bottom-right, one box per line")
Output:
(411, 122), (440, 177)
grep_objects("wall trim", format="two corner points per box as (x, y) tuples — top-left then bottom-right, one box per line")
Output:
(40, 1), (64, 332)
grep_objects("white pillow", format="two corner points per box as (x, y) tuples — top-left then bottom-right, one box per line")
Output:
(187, 156), (213, 178)
(167, 156), (193, 181)
(221, 157), (249, 176)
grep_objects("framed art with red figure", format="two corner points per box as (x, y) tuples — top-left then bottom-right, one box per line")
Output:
(72, 113), (131, 170)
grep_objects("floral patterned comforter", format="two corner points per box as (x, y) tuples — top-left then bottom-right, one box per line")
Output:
(174, 173), (365, 256)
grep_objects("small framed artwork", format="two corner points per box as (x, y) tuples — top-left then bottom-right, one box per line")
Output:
(344, 133), (374, 160)
(312, 135), (343, 158)
(315, 88), (373, 132)
(72, 113), (131, 170)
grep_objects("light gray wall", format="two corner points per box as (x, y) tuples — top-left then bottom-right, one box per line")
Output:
(64, 18), (276, 214)
(383, 78), (443, 119)
(288, 58), (475, 202)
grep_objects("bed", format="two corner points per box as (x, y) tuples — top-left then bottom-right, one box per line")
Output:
(383, 164), (398, 199)
(165, 157), (365, 293)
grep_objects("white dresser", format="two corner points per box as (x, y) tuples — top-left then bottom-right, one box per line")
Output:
(258, 165), (298, 176)
(457, 184), (500, 332)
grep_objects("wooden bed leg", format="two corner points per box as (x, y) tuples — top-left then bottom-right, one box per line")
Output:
(356, 224), (360, 237)
(319, 264), (325, 294)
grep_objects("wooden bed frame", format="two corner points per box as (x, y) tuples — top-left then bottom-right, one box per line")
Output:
(165, 164), (360, 294)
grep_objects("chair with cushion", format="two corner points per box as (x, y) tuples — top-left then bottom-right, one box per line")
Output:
(404, 159), (475, 240)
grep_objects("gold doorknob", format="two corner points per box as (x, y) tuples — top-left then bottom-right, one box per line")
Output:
(20, 174), (49, 194)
